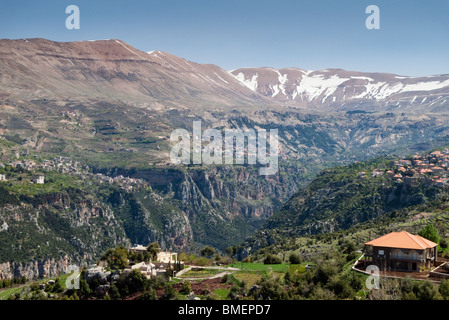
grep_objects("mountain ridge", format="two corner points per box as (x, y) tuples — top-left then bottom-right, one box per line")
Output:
(0, 38), (273, 110)
(1, 38), (448, 113)
(230, 67), (449, 112)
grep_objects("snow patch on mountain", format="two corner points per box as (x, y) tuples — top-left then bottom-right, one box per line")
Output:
(234, 72), (259, 92)
(276, 71), (288, 96)
(296, 74), (349, 102)
(229, 65), (449, 108)
(214, 72), (229, 84)
(351, 76), (374, 82)
(401, 79), (449, 93)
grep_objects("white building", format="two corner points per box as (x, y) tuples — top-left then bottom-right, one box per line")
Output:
(130, 245), (177, 263)
(34, 175), (45, 184)
(157, 251), (178, 263)
(130, 244), (148, 254)
(129, 261), (166, 279)
(0, 174), (6, 181)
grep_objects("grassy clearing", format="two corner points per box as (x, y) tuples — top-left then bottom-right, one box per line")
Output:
(0, 286), (24, 300)
(233, 271), (262, 287)
(226, 262), (292, 272)
(228, 263), (302, 288)
(178, 268), (224, 279)
(0, 273), (71, 300)
(212, 288), (230, 299)
(8, 171), (84, 196)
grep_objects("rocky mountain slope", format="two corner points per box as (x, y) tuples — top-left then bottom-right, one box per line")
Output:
(0, 164), (194, 279)
(230, 67), (449, 112)
(0, 38), (271, 110)
(239, 152), (449, 257)
(1, 38), (449, 277)
(1, 38), (448, 114)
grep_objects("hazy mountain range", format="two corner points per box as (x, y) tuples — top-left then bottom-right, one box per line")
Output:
(1, 38), (448, 113)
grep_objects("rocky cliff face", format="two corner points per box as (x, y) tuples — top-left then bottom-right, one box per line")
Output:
(0, 257), (69, 280)
(2, 38), (449, 279)
(0, 182), (125, 280)
(0, 181), (197, 280)
(0, 162), (303, 279)
(94, 163), (306, 251)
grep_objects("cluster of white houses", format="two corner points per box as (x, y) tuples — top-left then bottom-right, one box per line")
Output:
(127, 245), (180, 279)
(0, 168), (44, 184)
(0, 156), (147, 191)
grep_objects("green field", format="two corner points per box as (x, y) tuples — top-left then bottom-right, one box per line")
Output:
(226, 262), (295, 272)
(232, 271), (263, 287)
(0, 273), (72, 300)
(0, 286), (24, 300)
(212, 288), (230, 299)
(178, 268), (224, 279)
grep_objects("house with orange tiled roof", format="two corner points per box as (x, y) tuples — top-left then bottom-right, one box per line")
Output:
(432, 166), (444, 174)
(364, 231), (438, 272)
(430, 151), (442, 157)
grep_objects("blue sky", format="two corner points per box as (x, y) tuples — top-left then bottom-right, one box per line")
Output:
(0, 0), (448, 76)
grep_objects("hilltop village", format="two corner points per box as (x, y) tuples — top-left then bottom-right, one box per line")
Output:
(360, 148), (449, 188)
(0, 154), (147, 192)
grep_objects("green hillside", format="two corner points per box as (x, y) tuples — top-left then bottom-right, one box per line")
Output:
(241, 148), (449, 256)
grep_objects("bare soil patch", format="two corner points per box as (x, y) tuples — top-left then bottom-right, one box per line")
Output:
(172, 277), (232, 296)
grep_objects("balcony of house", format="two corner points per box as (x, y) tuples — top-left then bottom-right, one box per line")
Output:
(390, 254), (424, 262)
(389, 249), (426, 271)
(390, 250), (425, 262)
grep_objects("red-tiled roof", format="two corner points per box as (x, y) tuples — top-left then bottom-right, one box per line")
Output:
(365, 231), (438, 250)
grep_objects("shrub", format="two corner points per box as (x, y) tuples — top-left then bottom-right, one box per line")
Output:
(288, 253), (301, 264)
(256, 274), (287, 300)
(402, 291), (418, 300)
(180, 280), (192, 295)
(221, 274), (229, 283)
(136, 288), (157, 300)
(347, 251), (359, 262)
(108, 284), (121, 300)
(79, 279), (92, 297)
(439, 279), (449, 300)
(400, 276), (413, 294)
(313, 262), (339, 285)
(418, 224), (440, 244)
(201, 246), (215, 258)
(263, 254), (282, 265)
(309, 285), (337, 300)
(163, 284), (176, 300)
(413, 280), (442, 300)
(193, 257), (210, 266)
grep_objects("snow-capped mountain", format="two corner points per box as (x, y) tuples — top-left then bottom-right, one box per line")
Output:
(0, 38), (448, 113)
(230, 67), (449, 112)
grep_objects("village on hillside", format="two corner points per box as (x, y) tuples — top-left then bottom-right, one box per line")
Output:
(360, 148), (449, 188)
(0, 153), (147, 192)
